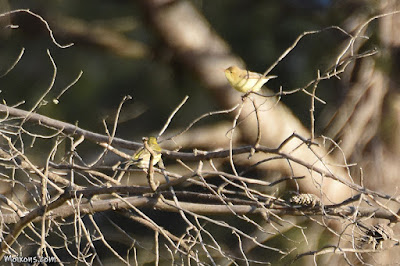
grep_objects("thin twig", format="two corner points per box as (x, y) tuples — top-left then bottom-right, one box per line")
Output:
(0, 9), (74, 48)
(158, 95), (189, 138)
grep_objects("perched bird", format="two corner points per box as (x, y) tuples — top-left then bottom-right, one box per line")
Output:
(224, 65), (277, 93)
(130, 137), (162, 169)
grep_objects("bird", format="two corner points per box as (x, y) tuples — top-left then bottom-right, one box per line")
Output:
(130, 137), (162, 169)
(224, 65), (277, 93)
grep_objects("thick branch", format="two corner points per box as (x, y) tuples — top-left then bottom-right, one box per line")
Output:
(137, 0), (354, 203)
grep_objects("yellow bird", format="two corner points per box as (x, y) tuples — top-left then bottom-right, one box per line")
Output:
(131, 137), (162, 169)
(224, 65), (277, 93)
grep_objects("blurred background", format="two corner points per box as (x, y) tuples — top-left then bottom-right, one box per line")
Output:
(1, 0), (400, 264)
(1, 0), (382, 140)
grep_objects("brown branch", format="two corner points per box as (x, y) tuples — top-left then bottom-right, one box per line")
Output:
(0, 191), (70, 260)
(2, 188), (397, 226)
(0, 103), (142, 150)
(2, 102), (397, 206)
(136, 0), (356, 204)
